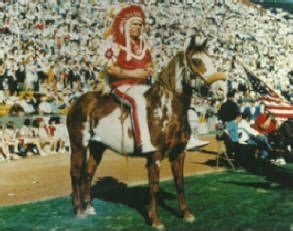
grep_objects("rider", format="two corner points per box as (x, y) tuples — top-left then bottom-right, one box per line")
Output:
(106, 5), (155, 153)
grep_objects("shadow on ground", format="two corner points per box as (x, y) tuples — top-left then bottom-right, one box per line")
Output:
(0, 171), (292, 230)
(91, 177), (180, 224)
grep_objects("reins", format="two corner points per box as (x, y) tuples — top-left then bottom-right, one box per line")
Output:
(156, 52), (198, 99)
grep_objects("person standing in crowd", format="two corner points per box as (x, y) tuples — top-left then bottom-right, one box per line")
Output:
(15, 62), (26, 93)
(3, 121), (20, 160)
(47, 64), (57, 91)
(7, 65), (17, 96)
(68, 65), (80, 89)
(0, 59), (7, 104)
(0, 121), (8, 161)
(106, 5), (155, 153)
(54, 117), (70, 154)
(218, 90), (240, 142)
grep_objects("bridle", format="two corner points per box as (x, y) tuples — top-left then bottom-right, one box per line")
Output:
(156, 47), (210, 97)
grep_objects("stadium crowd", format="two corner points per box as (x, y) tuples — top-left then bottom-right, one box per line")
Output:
(0, 0), (292, 163)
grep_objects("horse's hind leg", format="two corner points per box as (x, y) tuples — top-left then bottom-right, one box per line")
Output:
(170, 151), (195, 223)
(70, 143), (87, 217)
(81, 141), (106, 215)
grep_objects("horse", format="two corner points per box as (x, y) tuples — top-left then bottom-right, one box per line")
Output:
(66, 35), (223, 229)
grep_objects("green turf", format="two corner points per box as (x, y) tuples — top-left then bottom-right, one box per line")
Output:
(0, 171), (292, 231)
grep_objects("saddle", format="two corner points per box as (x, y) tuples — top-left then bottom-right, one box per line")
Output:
(110, 84), (155, 153)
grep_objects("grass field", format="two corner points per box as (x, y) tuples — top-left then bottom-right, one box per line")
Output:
(0, 170), (292, 231)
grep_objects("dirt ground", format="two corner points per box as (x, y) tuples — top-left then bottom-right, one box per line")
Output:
(0, 136), (224, 206)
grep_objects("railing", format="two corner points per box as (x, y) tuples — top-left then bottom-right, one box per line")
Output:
(251, 0), (293, 13)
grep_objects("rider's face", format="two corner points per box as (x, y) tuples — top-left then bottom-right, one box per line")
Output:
(129, 19), (143, 39)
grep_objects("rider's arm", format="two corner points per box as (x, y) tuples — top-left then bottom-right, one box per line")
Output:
(107, 64), (152, 79)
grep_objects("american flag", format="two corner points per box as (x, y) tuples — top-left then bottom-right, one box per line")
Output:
(244, 67), (293, 121)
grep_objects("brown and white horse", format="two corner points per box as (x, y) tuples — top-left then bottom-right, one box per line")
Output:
(67, 36), (223, 229)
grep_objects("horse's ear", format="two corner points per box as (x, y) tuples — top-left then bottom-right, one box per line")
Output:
(201, 38), (208, 49)
(186, 35), (207, 51)
(188, 35), (196, 50)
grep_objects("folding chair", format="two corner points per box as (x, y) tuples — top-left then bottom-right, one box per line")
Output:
(216, 131), (236, 170)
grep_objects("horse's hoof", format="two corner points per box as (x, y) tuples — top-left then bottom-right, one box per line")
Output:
(183, 213), (196, 223)
(76, 213), (87, 219)
(84, 206), (96, 215)
(75, 209), (87, 219)
(152, 223), (165, 230)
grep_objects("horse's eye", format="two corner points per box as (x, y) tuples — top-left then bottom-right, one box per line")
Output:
(192, 58), (202, 66)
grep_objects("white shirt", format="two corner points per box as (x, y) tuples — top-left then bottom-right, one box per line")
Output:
(39, 101), (52, 114)
(238, 119), (260, 144)
(38, 127), (49, 139)
(19, 125), (34, 139)
(55, 123), (70, 145)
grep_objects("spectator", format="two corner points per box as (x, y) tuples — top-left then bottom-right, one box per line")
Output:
(54, 117), (69, 154)
(254, 106), (279, 135)
(68, 65), (80, 89)
(37, 118), (56, 154)
(38, 96), (52, 114)
(19, 118), (44, 156)
(218, 90), (240, 142)
(0, 121), (8, 161)
(278, 118), (293, 156)
(7, 68), (17, 96)
(47, 64), (57, 91)
(3, 121), (21, 160)
(15, 63), (26, 92)
(238, 112), (272, 159)
(0, 59), (8, 103)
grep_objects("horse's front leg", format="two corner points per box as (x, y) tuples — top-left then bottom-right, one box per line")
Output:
(147, 152), (164, 230)
(170, 151), (195, 223)
(81, 142), (105, 216)
(70, 143), (87, 217)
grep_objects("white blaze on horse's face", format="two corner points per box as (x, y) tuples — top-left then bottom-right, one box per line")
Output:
(191, 52), (216, 79)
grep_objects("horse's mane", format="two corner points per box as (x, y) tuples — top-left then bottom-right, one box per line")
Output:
(155, 38), (208, 92)
(156, 51), (184, 92)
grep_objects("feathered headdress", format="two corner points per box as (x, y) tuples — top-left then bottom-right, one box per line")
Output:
(111, 5), (147, 61)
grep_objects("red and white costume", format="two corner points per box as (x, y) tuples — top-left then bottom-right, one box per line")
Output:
(107, 5), (154, 152)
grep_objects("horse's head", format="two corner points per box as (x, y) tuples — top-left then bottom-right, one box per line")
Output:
(183, 35), (227, 97)
(157, 35), (226, 98)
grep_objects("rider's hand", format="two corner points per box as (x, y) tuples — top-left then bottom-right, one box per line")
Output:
(132, 68), (150, 79)
(145, 66), (154, 76)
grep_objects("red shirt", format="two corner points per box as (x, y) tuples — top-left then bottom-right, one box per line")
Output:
(47, 125), (56, 137)
(254, 113), (277, 134)
(117, 40), (152, 70)
(117, 49), (152, 70)
(109, 41), (152, 87)
(36, 23), (44, 30)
